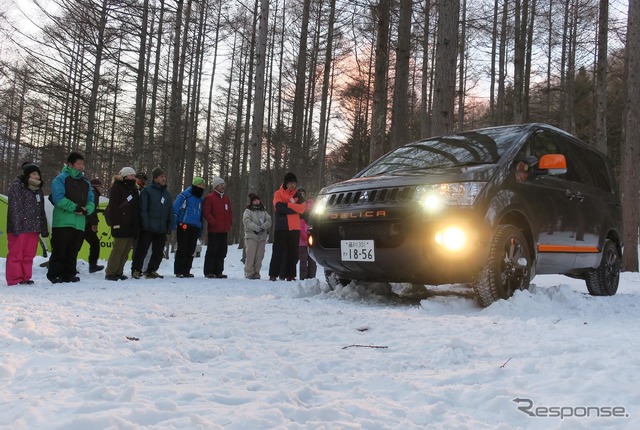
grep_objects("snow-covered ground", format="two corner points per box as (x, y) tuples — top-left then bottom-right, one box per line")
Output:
(1, 245), (638, 429)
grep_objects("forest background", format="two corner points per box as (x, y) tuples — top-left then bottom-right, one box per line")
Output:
(2, 0), (640, 270)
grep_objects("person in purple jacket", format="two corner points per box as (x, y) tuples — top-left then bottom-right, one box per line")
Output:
(5, 162), (49, 286)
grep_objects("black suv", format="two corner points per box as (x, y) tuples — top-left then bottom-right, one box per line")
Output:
(308, 123), (623, 306)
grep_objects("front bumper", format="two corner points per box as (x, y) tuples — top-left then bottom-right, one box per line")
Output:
(308, 207), (491, 285)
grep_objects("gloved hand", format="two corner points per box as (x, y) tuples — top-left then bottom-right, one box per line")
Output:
(41, 230), (49, 238)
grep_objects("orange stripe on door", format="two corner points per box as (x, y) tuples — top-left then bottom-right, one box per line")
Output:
(538, 244), (599, 253)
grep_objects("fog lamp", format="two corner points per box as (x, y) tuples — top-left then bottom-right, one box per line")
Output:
(435, 226), (467, 252)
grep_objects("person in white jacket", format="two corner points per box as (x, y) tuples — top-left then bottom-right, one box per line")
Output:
(242, 193), (272, 279)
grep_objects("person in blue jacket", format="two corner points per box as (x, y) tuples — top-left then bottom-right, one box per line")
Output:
(131, 167), (173, 279)
(47, 152), (95, 284)
(172, 177), (206, 278)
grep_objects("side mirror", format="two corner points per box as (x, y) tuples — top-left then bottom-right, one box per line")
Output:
(538, 154), (567, 176)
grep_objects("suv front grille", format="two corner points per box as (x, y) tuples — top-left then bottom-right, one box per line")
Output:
(318, 221), (405, 249)
(327, 186), (415, 208)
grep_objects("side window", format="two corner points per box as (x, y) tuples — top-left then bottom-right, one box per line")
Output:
(587, 152), (613, 192)
(562, 139), (594, 187)
(571, 145), (613, 192)
(531, 131), (562, 159)
(514, 130), (562, 162)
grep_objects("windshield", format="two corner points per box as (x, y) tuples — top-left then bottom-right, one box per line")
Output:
(356, 126), (527, 177)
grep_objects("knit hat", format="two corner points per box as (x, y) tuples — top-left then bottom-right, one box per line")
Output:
(90, 178), (103, 187)
(67, 151), (84, 164)
(248, 192), (260, 203)
(22, 162), (41, 178)
(297, 187), (306, 193)
(119, 166), (136, 177)
(192, 176), (206, 187)
(152, 167), (166, 179)
(283, 172), (297, 186)
(212, 177), (225, 188)
(135, 172), (148, 180)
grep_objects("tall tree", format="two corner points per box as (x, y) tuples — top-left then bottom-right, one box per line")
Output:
(249, 0), (270, 193)
(369, 0), (391, 161)
(317, 0), (336, 183)
(420, 0), (432, 138)
(595, 0), (608, 154)
(389, 0), (412, 148)
(621, 0), (640, 272)
(431, 0), (460, 135)
(134, 0), (150, 170)
(85, 0), (109, 167)
(290, 0), (312, 174)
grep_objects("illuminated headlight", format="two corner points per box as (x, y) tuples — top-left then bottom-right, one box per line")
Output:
(307, 234), (314, 247)
(312, 194), (329, 216)
(434, 226), (467, 252)
(415, 182), (486, 210)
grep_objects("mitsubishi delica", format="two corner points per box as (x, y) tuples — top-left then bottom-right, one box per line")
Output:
(307, 123), (623, 306)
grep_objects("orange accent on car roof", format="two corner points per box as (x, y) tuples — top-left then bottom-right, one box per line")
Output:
(538, 244), (600, 253)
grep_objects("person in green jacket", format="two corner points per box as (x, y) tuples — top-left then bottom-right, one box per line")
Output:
(46, 152), (95, 284)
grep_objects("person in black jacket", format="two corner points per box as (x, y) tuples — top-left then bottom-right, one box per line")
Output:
(131, 167), (173, 279)
(84, 178), (104, 273)
(104, 167), (140, 281)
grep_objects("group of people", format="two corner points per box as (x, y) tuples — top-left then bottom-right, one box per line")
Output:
(4, 152), (317, 285)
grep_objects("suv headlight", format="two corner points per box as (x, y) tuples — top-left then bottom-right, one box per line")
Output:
(415, 182), (486, 210)
(312, 194), (330, 216)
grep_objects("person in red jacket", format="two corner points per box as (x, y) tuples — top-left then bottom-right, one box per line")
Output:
(203, 177), (232, 278)
(268, 172), (306, 281)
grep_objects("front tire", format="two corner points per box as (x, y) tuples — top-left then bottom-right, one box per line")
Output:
(473, 225), (532, 307)
(585, 239), (620, 296)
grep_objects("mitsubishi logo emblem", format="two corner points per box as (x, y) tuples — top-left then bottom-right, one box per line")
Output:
(359, 191), (369, 202)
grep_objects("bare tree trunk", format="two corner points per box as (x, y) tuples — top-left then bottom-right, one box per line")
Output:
(167, 0), (185, 193)
(318, 0), (336, 182)
(184, 0), (207, 186)
(204, 0), (222, 183)
(390, 0), (413, 148)
(595, 0), (608, 154)
(489, 0), (499, 122)
(559, 0), (570, 130)
(147, 0), (165, 173)
(546, 0), (553, 118)
(109, 43), (122, 177)
(85, 0), (108, 166)
(457, 0), (467, 130)
(621, 0), (640, 272)
(524, 0), (537, 121)
(134, 0), (150, 170)
(420, 0), (432, 138)
(497, 0), (508, 124)
(370, 0), (390, 161)
(431, 0), (460, 136)
(249, 0), (270, 193)
(513, 0), (527, 123)
(290, 0), (311, 173)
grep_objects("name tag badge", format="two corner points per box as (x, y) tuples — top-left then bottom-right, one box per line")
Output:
(127, 194), (133, 201)
(161, 197), (165, 204)
(36, 194), (41, 203)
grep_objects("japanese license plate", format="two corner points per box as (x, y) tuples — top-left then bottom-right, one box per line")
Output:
(341, 240), (375, 262)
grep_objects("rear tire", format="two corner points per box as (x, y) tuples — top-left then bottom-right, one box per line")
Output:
(585, 239), (620, 296)
(473, 225), (532, 307)
(325, 269), (350, 290)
